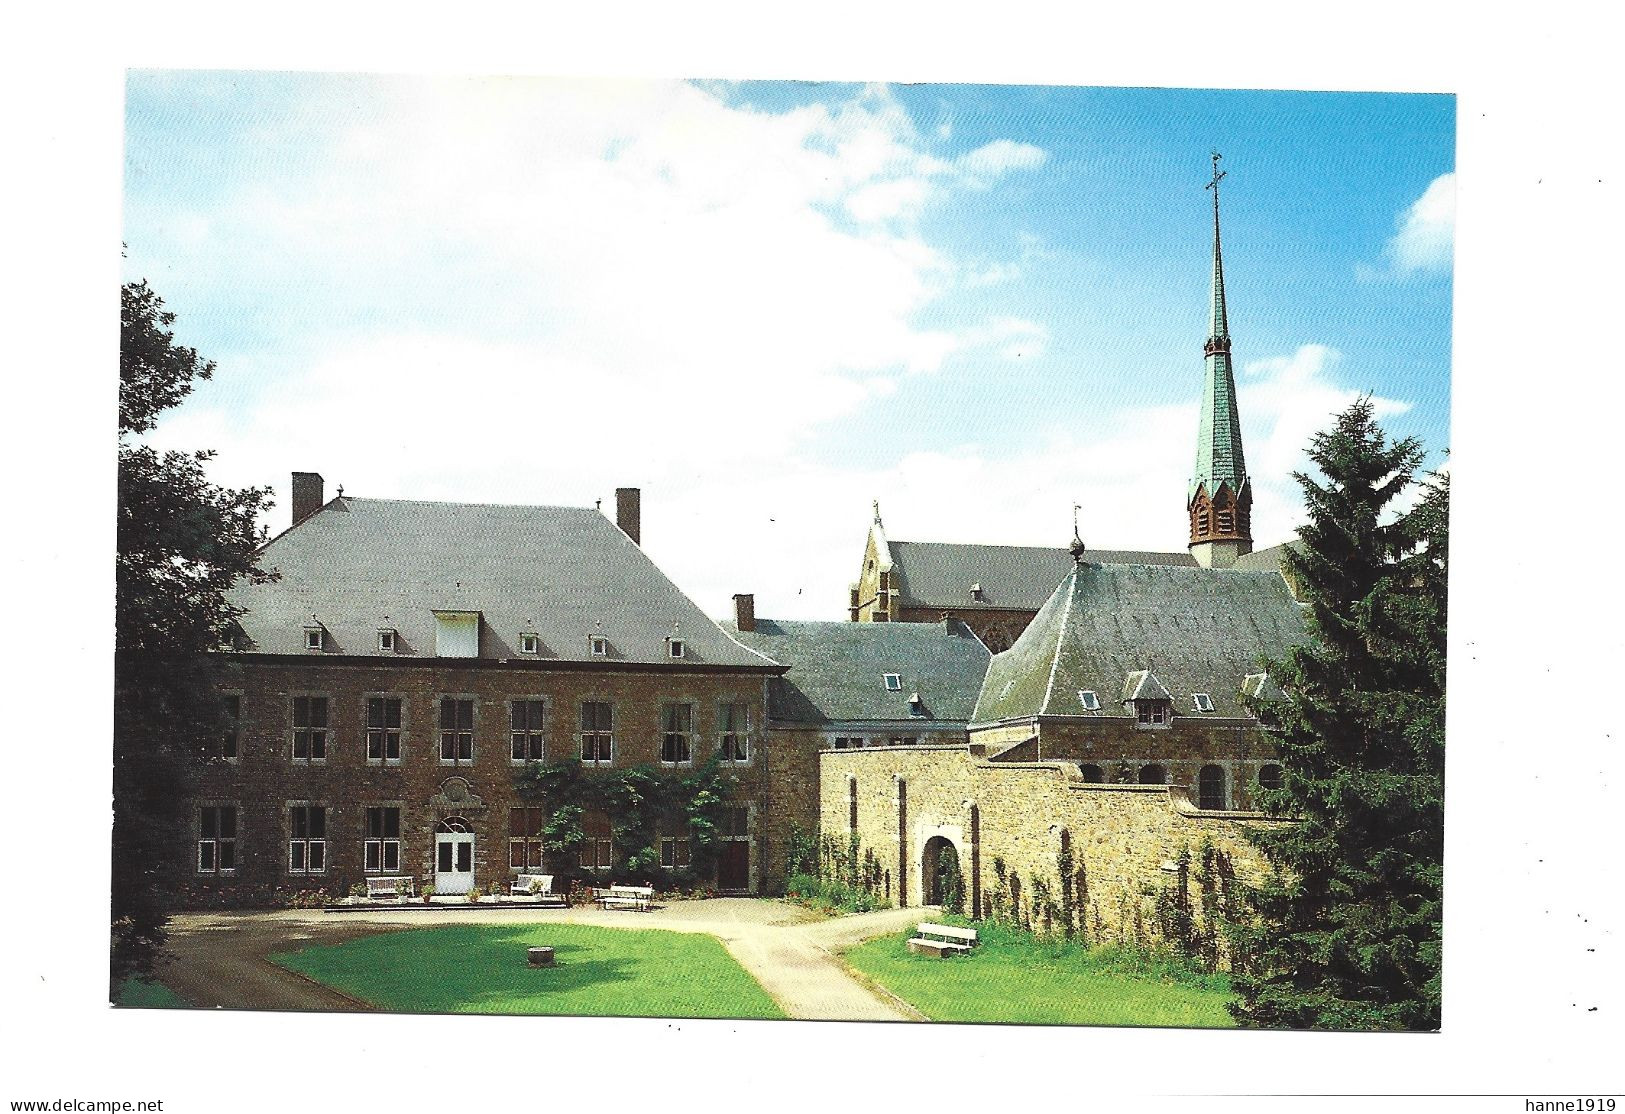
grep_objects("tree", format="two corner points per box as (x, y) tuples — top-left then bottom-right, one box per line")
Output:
(113, 280), (273, 990)
(1229, 397), (1446, 1031)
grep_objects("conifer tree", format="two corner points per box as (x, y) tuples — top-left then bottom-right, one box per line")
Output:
(1230, 397), (1446, 1030)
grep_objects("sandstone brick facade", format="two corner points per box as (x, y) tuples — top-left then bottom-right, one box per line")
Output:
(819, 746), (1279, 946)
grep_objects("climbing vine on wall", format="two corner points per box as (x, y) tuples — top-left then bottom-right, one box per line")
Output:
(512, 755), (738, 885)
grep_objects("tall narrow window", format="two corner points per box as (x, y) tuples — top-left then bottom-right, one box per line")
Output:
(197, 805), (236, 873)
(510, 807), (546, 870)
(659, 833), (691, 869)
(580, 810), (613, 871)
(718, 701), (749, 762)
(1198, 765), (1228, 810)
(580, 701), (613, 765)
(365, 807), (401, 873)
(292, 696), (328, 762)
(289, 805), (327, 874)
(439, 698), (474, 764)
(220, 695), (240, 760)
(661, 703), (694, 765)
(510, 699), (545, 762)
(367, 697), (402, 763)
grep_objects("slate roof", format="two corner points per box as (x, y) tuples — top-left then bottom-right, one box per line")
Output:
(972, 561), (1307, 723)
(230, 496), (778, 669)
(887, 540), (1195, 612)
(722, 618), (990, 725)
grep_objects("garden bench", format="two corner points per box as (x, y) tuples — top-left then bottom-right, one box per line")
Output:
(596, 884), (654, 912)
(907, 922), (978, 957)
(365, 876), (415, 902)
(508, 874), (567, 906)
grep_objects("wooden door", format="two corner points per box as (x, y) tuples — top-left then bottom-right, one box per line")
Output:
(717, 841), (749, 892)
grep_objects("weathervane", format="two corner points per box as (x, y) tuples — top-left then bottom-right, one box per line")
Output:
(1206, 150), (1225, 195)
(872, 499), (883, 527)
(1069, 502), (1087, 563)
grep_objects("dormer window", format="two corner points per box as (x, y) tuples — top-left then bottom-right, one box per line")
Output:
(304, 625), (325, 652)
(883, 673), (902, 692)
(432, 610), (480, 658)
(666, 637), (685, 660)
(589, 636), (608, 657)
(1136, 701), (1170, 726)
(1193, 692), (1215, 713)
(908, 692), (925, 716)
(1078, 690), (1100, 711)
(519, 633), (540, 655)
(970, 582), (984, 602)
(377, 628), (397, 654)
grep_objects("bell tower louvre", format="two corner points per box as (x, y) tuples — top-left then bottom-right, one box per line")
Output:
(1188, 151), (1254, 569)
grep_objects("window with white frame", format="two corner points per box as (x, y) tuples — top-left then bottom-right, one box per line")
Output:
(510, 807), (546, 871)
(661, 702), (694, 764)
(291, 695), (328, 762)
(519, 632), (540, 655)
(666, 637), (685, 659)
(883, 673), (902, 691)
(197, 805), (237, 873)
(377, 628), (397, 653)
(580, 701), (613, 765)
(364, 807), (401, 873)
(1077, 690), (1100, 711)
(288, 805), (327, 874)
(366, 697), (402, 763)
(718, 701), (748, 762)
(1192, 692), (1215, 713)
(589, 635), (608, 657)
(304, 625), (325, 651)
(510, 699), (545, 762)
(439, 697), (474, 764)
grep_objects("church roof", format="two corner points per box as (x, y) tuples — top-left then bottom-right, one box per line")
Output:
(722, 617), (990, 725)
(230, 496), (777, 669)
(972, 561), (1307, 723)
(887, 539), (1195, 611)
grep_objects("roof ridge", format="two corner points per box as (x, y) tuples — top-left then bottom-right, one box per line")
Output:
(342, 495), (600, 513)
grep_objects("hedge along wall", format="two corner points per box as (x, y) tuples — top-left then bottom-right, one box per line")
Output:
(818, 746), (1283, 959)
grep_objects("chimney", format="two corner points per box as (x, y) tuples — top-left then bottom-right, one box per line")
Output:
(733, 593), (756, 633)
(292, 472), (324, 525)
(615, 487), (641, 545)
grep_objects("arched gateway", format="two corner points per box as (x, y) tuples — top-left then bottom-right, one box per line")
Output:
(921, 835), (964, 911)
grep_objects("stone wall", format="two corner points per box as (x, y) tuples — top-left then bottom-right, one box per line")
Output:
(819, 746), (1280, 949)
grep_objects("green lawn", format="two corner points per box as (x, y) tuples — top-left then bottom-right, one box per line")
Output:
(271, 923), (785, 1019)
(113, 978), (188, 1009)
(844, 922), (1238, 1028)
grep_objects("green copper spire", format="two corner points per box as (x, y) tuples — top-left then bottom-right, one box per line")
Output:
(1191, 151), (1248, 501)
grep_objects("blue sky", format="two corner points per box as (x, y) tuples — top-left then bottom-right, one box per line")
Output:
(125, 74), (1453, 620)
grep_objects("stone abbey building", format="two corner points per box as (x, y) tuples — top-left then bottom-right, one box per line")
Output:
(176, 159), (1307, 934)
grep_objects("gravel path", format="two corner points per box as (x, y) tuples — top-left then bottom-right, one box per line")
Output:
(154, 899), (930, 1021)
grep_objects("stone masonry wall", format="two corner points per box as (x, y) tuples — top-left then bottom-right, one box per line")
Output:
(819, 747), (1280, 948)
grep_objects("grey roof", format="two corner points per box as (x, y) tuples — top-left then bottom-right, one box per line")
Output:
(722, 618), (990, 725)
(1232, 539), (1299, 573)
(887, 540), (1195, 611)
(973, 561), (1307, 722)
(1122, 669), (1172, 703)
(230, 496), (777, 669)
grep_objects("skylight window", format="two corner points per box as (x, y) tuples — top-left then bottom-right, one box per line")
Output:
(883, 673), (902, 691)
(1078, 690), (1100, 711)
(1193, 692), (1215, 713)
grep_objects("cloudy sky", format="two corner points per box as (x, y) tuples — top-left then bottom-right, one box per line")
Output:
(124, 75), (1453, 621)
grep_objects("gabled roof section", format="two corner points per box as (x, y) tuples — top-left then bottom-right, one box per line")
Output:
(723, 617), (990, 725)
(888, 540), (1194, 612)
(1122, 669), (1172, 703)
(230, 496), (774, 668)
(973, 561), (1308, 722)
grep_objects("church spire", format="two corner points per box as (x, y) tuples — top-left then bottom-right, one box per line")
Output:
(1188, 151), (1253, 568)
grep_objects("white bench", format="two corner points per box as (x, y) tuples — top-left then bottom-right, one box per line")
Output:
(365, 876), (415, 902)
(907, 922), (978, 957)
(595, 884), (654, 912)
(509, 874), (567, 906)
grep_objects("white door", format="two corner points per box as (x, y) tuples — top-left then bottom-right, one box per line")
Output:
(435, 833), (475, 895)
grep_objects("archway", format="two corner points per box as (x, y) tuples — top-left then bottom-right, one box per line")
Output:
(921, 835), (964, 913)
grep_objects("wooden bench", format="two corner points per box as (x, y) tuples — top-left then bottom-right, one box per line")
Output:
(365, 876), (415, 902)
(508, 874), (567, 906)
(907, 922), (978, 957)
(595, 884), (654, 912)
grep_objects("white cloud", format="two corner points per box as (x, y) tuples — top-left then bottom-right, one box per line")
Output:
(957, 139), (1048, 183)
(1383, 172), (1455, 275)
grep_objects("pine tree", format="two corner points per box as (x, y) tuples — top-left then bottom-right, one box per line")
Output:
(1230, 397), (1446, 1030)
(113, 280), (273, 991)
